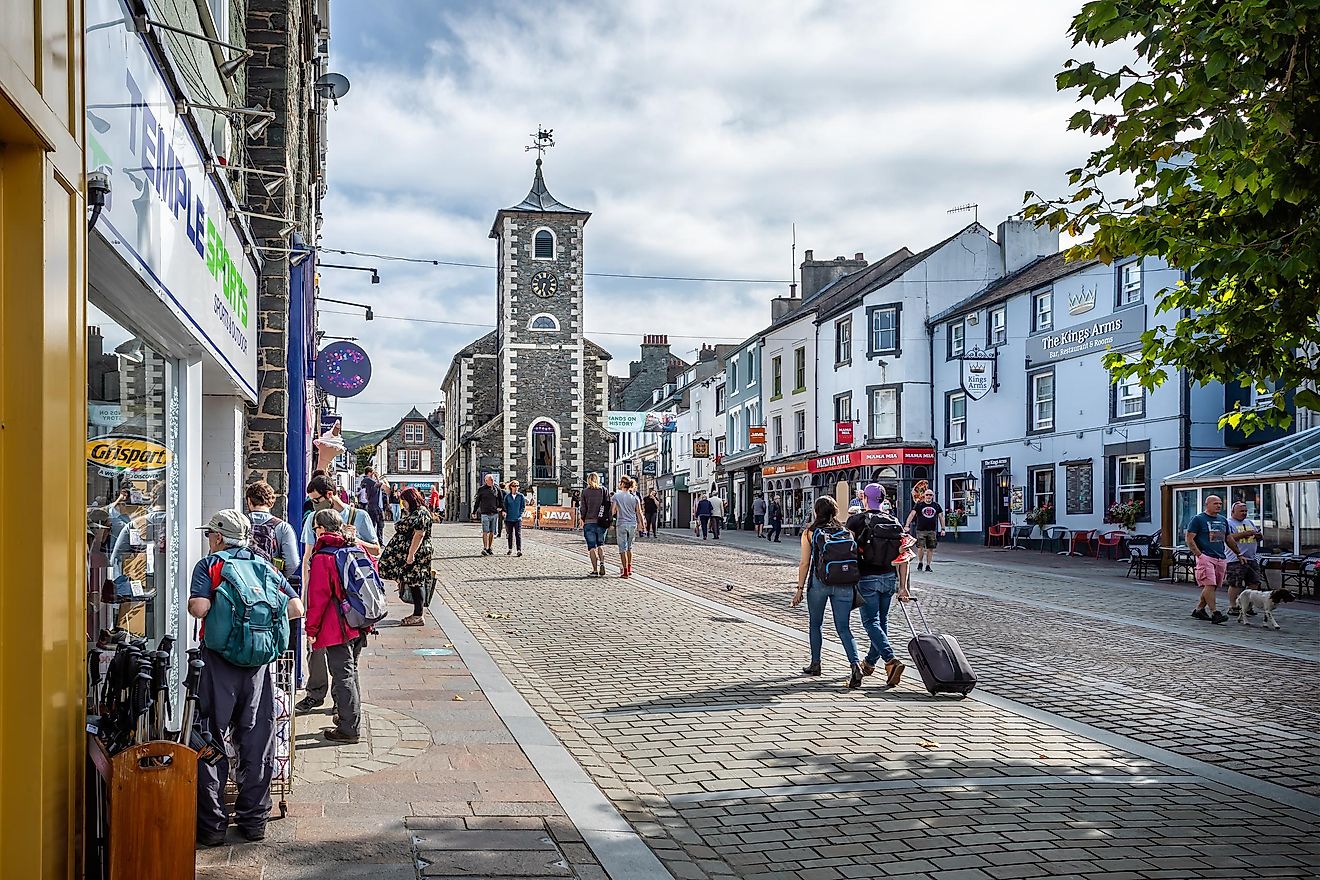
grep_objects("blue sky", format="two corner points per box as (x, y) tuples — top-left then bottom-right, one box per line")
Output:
(317, 0), (1127, 430)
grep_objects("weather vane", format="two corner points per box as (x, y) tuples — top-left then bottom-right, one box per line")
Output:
(525, 127), (555, 158)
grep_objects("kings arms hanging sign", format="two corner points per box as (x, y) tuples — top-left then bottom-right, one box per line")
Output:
(960, 347), (997, 400)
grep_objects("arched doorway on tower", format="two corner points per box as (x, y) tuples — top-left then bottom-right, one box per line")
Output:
(531, 419), (559, 506)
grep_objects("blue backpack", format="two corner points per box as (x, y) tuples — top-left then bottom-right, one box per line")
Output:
(319, 545), (388, 630)
(203, 549), (290, 667)
(813, 527), (861, 586)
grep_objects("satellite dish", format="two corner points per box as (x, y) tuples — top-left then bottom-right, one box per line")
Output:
(315, 73), (351, 104)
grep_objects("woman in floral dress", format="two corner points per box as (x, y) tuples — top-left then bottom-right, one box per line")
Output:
(381, 486), (433, 626)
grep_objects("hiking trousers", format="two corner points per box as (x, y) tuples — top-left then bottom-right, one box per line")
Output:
(304, 636), (364, 705)
(196, 649), (276, 836)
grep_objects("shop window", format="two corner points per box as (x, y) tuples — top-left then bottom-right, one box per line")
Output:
(793, 347), (806, 392)
(794, 410), (806, 452)
(947, 475), (973, 519)
(1032, 290), (1053, 332)
(771, 356), (782, 398)
(988, 305), (1007, 347)
(946, 391), (966, 446)
(87, 304), (176, 649)
(869, 385), (899, 441)
(867, 304), (901, 356)
(534, 229), (555, 259)
(835, 318), (852, 366)
(1262, 482), (1296, 554)
(947, 320), (965, 359)
(1029, 369), (1055, 433)
(1113, 371), (1145, 419)
(1030, 466), (1055, 512)
(1118, 260), (1142, 306)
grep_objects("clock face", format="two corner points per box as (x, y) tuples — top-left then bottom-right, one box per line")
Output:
(531, 271), (559, 298)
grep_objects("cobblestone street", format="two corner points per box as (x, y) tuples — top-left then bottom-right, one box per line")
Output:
(433, 523), (1320, 880)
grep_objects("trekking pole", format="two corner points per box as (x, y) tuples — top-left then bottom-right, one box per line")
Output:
(177, 657), (205, 745)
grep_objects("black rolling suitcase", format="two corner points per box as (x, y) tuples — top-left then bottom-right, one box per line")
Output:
(898, 597), (977, 696)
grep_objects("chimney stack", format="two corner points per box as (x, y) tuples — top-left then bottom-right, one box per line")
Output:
(799, 249), (868, 300)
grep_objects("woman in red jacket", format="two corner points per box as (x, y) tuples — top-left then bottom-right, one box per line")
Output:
(305, 509), (363, 743)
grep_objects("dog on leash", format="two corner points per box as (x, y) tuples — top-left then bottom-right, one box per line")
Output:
(1235, 588), (1296, 629)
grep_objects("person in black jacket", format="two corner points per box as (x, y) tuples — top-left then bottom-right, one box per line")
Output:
(474, 474), (503, 557)
(642, 490), (660, 538)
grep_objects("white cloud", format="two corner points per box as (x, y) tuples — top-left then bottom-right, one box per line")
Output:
(322, 0), (1132, 429)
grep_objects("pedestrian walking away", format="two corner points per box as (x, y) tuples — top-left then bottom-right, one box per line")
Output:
(361, 467), (385, 539)
(387, 483), (400, 522)
(767, 497), (784, 542)
(793, 495), (863, 689)
(296, 475), (380, 715)
(643, 489), (660, 538)
(613, 476), (642, 577)
(752, 494), (767, 537)
(847, 484), (906, 687)
(380, 487), (435, 626)
(245, 480), (301, 585)
(474, 474), (503, 556)
(305, 509), (365, 743)
(579, 472), (613, 576)
(709, 493), (725, 539)
(1225, 500), (1265, 615)
(188, 509), (304, 847)
(695, 493), (713, 539)
(1187, 494), (1238, 625)
(503, 480), (527, 556)
(904, 490), (945, 571)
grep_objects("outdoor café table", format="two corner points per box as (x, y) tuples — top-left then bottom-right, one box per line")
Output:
(1257, 554), (1302, 590)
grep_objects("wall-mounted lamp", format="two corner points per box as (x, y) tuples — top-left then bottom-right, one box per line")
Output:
(253, 245), (313, 266)
(1024, 439), (1042, 451)
(231, 209), (296, 237)
(135, 15), (253, 78)
(1076, 431), (1085, 439)
(320, 296), (374, 321)
(1105, 426), (1129, 439)
(320, 262), (381, 284)
(177, 99), (275, 138)
(210, 162), (288, 197)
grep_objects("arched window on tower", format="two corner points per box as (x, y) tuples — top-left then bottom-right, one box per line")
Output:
(534, 229), (554, 259)
(529, 314), (559, 332)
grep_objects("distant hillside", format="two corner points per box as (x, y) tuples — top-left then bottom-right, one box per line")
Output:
(342, 428), (389, 453)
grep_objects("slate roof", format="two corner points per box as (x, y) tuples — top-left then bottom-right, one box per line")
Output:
(928, 251), (1100, 325)
(490, 160), (590, 237)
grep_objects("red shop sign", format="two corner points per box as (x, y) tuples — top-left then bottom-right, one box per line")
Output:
(835, 421), (854, 446)
(809, 447), (936, 473)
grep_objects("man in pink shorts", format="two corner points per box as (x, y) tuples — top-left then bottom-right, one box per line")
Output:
(1185, 494), (1239, 625)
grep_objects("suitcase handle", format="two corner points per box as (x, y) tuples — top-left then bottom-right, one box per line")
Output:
(897, 595), (932, 637)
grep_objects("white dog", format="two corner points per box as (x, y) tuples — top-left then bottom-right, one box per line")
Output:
(1235, 588), (1296, 630)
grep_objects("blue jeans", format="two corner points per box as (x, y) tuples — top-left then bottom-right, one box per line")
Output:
(857, 573), (898, 665)
(583, 523), (607, 549)
(806, 578), (860, 666)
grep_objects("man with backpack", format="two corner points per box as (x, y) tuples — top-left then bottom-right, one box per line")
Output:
(188, 509), (304, 846)
(246, 480), (301, 583)
(847, 483), (906, 687)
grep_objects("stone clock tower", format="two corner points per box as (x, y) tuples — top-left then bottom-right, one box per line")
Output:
(442, 139), (613, 513)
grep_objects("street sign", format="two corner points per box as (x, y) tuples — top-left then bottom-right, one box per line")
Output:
(749, 426), (766, 445)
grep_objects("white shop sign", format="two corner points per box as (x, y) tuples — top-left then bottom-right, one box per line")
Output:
(86, 0), (259, 400)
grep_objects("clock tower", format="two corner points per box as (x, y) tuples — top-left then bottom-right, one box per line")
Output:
(484, 142), (610, 502)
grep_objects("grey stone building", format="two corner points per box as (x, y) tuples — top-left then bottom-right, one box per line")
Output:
(372, 407), (445, 495)
(443, 159), (613, 516)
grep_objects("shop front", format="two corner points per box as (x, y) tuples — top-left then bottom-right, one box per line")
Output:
(721, 447), (763, 529)
(808, 447), (935, 514)
(762, 459), (812, 530)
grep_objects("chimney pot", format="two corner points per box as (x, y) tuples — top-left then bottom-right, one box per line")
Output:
(855, 252), (864, 261)
(803, 249), (814, 261)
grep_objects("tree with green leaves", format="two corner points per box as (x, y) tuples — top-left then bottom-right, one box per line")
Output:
(355, 444), (376, 474)
(1025, 0), (1320, 434)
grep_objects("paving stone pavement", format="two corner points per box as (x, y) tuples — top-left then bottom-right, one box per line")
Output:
(193, 580), (617, 880)
(431, 523), (1320, 880)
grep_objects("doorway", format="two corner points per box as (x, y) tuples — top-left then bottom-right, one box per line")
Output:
(982, 467), (1012, 541)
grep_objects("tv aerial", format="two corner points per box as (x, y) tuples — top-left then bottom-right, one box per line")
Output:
(315, 72), (351, 106)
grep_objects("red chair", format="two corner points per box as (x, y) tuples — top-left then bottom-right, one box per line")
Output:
(1069, 529), (1097, 557)
(987, 522), (1012, 548)
(1096, 530), (1125, 560)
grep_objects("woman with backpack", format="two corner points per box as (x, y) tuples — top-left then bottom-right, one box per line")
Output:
(792, 495), (863, 689)
(846, 485), (906, 688)
(578, 472), (612, 577)
(306, 509), (363, 744)
(380, 487), (434, 626)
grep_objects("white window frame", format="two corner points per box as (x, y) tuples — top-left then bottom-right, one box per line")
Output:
(1030, 370), (1055, 432)
(835, 318), (852, 365)
(745, 351), (755, 387)
(1117, 373), (1144, 418)
(870, 307), (899, 354)
(947, 391), (966, 445)
(715, 384), (726, 414)
(404, 422), (424, 444)
(1033, 291), (1053, 332)
(532, 227), (556, 261)
(204, 0), (229, 42)
(794, 409), (806, 452)
(870, 386), (898, 441)
(1116, 453), (1146, 507)
(1119, 261), (1142, 306)
(989, 305), (1007, 346)
(396, 450), (406, 471)
(949, 321), (965, 358)
(771, 356), (783, 398)
(1031, 466), (1055, 511)
(408, 449), (421, 471)
(528, 313), (560, 332)
(772, 415), (783, 455)
(793, 347), (806, 392)
(730, 359), (738, 389)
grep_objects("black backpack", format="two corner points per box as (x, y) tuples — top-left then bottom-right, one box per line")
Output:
(249, 516), (283, 566)
(856, 511), (904, 574)
(812, 526), (860, 586)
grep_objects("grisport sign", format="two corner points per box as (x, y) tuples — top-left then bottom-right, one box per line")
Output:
(87, 435), (172, 476)
(86, 0), (259, 399)
(1026, 304), (1146, 367)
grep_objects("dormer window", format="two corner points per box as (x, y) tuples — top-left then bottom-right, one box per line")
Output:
(529, 313), (559, 332)
(534, 229), (555, 259)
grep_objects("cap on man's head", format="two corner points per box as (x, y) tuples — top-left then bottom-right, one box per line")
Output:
(198, 509), (251, 545)
(863, 483), (886, 511)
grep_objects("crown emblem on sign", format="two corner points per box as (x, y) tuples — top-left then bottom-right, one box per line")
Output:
(1068, 286), (1097, 315)
(969, 362), (986, 374)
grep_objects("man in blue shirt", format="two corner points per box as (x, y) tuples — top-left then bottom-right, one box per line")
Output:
(503, 480), (527, 556)
(1186, 494), (1240, 625)
(188, 509), (303, 846)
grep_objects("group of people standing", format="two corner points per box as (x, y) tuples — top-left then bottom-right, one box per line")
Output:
(473, 474), (532, 556)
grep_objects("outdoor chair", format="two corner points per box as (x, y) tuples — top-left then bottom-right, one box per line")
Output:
(1069, 529), (1097, 557)
(1171, 546), (1197, 583)
(1282, 552), (1320, 598)
(1040, 526), (1069, 554)
(1097, 530), (1126, 560)
(1010, 524), (1034, 550)
(1125, 535), (1160, 579)
(987, 522), (1012, 548)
